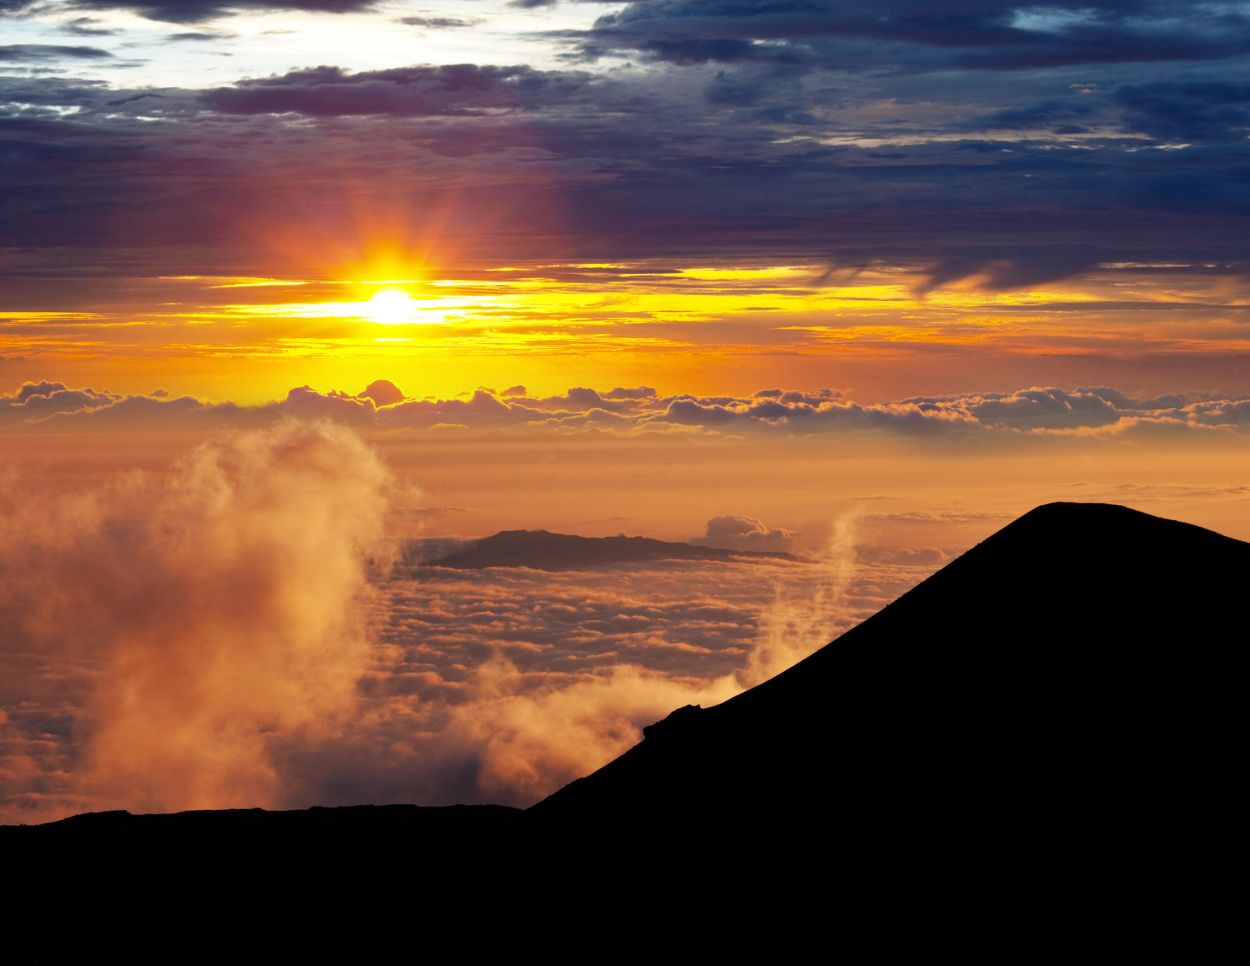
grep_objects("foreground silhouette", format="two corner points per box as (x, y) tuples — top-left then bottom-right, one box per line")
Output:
(6, 503), (1242, 899)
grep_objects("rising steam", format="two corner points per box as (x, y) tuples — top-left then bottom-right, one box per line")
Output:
(0, 420), (392, 816)
(740, 508), (862, 687)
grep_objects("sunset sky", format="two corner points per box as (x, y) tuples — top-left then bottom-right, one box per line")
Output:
(3, 1), (1250, 822)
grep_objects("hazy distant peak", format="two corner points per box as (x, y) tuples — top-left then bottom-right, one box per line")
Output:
(427, 528), (799, 570)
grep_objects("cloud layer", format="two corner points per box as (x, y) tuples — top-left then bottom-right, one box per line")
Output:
(2, 0), (1248, 289)
(576, 1), (1250, 70)
(46, 0), (377, 24)
(6, 379), (1250, 440)
(0, 423), (938, 821)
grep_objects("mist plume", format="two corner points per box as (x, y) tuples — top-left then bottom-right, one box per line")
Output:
(0, 420), (392, 815)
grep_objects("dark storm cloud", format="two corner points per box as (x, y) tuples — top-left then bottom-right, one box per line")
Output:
(917, 247), (1105, 294)
(961, 97), (1103, 132)
(0, 93), (1244, 287)
(1113, 79), (1250, 142)
(572, 1), (1250, 70)
(2, 5), (1249, 293)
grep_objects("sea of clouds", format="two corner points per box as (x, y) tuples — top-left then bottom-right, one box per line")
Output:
(0, 421), (940, 822)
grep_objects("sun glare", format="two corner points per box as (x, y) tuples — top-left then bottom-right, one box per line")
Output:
(365, 289), (418, 325)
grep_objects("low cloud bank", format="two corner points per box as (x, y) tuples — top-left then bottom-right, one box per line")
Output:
(0, 423), (928, 820)
(5, 380), (1249, 439)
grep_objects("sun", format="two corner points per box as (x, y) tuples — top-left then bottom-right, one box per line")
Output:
(364, 289), (417, 325)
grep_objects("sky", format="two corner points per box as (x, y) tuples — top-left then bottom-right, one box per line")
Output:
(3, 1), (1250, 822)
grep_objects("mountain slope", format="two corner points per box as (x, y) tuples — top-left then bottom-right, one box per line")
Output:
(530, 503), (1245, 863)
(6, 503), (1242, 894)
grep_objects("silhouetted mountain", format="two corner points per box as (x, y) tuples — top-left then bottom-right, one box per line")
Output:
(530, 502), (1244, 871)
(6, 803), (519, 867)
(6, 503), (1242, 908)
(427, 528), (799, 569)
(4, 804), (525, 918)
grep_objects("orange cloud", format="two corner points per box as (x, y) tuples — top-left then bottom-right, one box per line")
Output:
(0, 420), (393, 816)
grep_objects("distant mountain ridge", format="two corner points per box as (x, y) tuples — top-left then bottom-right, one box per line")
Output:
(425, 528), (800, 569)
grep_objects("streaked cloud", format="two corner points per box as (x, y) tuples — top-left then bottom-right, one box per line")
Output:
(45, 0), (379, 24)
(570, 1), (1250, 70)
(0, 43), (112, 60)
(202, 63), (611, 117)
